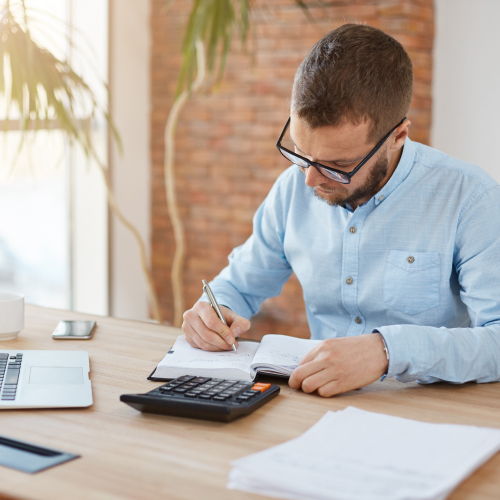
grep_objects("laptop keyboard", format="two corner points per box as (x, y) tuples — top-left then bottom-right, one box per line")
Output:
(0, 353), (23, 401)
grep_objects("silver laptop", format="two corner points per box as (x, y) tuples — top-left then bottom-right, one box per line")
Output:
(0, 350), (92, 409)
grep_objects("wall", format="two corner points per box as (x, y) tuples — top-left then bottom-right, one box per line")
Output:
(432, 0), (500, 183)
(109, 0), (151, 320)
(151, 0), (434, 337)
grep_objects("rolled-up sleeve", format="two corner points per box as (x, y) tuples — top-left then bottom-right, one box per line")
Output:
(200, 172), (293, 319)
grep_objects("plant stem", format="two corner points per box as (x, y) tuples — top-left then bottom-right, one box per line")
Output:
(164, 39), (206, 327)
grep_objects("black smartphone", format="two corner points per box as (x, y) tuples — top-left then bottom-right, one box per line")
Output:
(52, 320), (96, 340)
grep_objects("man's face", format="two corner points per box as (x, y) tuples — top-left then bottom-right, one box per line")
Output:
(288, 115), (394, 209)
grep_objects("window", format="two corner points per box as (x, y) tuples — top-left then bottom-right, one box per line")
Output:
(0, 0), (109, 314)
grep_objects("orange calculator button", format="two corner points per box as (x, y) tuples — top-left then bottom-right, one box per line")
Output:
(252, 383), (271, 392)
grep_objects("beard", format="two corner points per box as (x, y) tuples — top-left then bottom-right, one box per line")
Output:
(311, 154), (389, 208)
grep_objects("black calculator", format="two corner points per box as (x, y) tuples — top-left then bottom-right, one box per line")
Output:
(120, 375), (280, 422)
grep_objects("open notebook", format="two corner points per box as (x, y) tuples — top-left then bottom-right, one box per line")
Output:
(149, 335), (322, 382)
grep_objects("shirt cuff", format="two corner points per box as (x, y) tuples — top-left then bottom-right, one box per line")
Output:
(372, 329), (390, 381)
(373, 325), (422, 381)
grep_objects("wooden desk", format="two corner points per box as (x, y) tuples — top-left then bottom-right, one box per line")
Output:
(1, 305), (500, 500)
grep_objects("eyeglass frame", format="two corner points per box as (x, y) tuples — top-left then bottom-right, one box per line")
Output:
(276, 116), (407, 184)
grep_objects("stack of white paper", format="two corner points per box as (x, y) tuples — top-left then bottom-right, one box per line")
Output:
(228, 406), (500, 500)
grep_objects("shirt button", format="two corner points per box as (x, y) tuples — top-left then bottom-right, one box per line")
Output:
(407, 256), (415, 264)
(349, 227), (356, 234)
(355, 317), (362, 324)
(378, 195), (384, 201)
(346, 278), (353, 285)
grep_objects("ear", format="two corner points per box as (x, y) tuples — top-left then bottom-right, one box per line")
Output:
(389, 119), (411, 154)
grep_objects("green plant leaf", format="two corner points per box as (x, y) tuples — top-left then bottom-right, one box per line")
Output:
(175, 0), (316, 96)
(0, 0), (121, 165)
(177, 0), (249, 96)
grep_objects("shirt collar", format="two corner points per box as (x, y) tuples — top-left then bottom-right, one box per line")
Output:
(373, 136), (416, 206)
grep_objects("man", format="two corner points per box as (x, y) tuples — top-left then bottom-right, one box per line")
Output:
(182, 24), (500, 397)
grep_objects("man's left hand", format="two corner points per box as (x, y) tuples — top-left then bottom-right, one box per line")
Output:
(288, 333), (389, 397)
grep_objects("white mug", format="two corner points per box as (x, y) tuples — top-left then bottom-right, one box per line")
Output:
(0, 292), (24, 341)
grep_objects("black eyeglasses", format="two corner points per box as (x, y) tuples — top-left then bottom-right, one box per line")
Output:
(276, 116), (407, 184)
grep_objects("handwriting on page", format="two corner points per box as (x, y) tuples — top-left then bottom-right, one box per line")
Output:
(254, 349), (302, 367)
(158, 336), (259, 372)
(252, 335), (322, 369)
(182, 352), (254, 371)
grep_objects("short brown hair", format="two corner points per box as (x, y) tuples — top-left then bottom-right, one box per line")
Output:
(292, 24), (413, 142)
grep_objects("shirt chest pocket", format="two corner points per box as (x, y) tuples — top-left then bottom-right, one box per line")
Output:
(383, 250), (440, 315)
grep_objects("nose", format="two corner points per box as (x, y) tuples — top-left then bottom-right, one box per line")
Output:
(304, 165), (325, 188)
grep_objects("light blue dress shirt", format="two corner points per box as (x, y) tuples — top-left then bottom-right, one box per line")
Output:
(205, 138), (500, 384)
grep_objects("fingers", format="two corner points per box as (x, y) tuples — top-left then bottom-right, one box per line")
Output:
(182, 302), (246, 351)
(289, 362), (343, 397)
(224, 309), (251, 338)
(182, 318), (231, 351)
(289, 356), (325, 389)
(289, 342), (325, 388)
(315, 379), (341, 398)
(198, 304), (238, 346)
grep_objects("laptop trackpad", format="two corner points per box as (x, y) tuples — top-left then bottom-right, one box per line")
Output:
(29, 367), (84, 385)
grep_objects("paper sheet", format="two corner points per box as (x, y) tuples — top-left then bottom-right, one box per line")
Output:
(228, 406), (500, 500)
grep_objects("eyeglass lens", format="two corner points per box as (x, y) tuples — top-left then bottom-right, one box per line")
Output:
(278, 148), (349, 183)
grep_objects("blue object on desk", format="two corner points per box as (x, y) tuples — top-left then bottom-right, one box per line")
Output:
(0, 435), (79, 473)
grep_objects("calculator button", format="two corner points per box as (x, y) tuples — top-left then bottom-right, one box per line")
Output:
(242, 391), (258, 397)
(236, 385), (252, 391)
(173, 387), (188, 393)
(184, 392), (198, 397)
(176, 375), (196, 382)
(251, 383), (271, 392)
(211, 378), (224, 382)
(198, 394), (213, 399)
(192, 377), (211, 383)
(213, 395), (228, 401)
(236, 395), (251, 401)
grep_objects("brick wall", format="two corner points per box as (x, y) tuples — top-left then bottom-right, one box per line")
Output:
(151, 0), (434, 339)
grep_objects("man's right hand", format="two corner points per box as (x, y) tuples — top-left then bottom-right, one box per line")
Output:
(182, 302), (251, 351)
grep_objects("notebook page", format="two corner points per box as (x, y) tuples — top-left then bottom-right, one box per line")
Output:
(155, 335), (260, 381)
(228, 407), (500, 500)
(250, 335), (322, 375)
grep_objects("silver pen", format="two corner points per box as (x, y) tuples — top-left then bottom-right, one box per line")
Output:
(202, 279), (237, 353)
